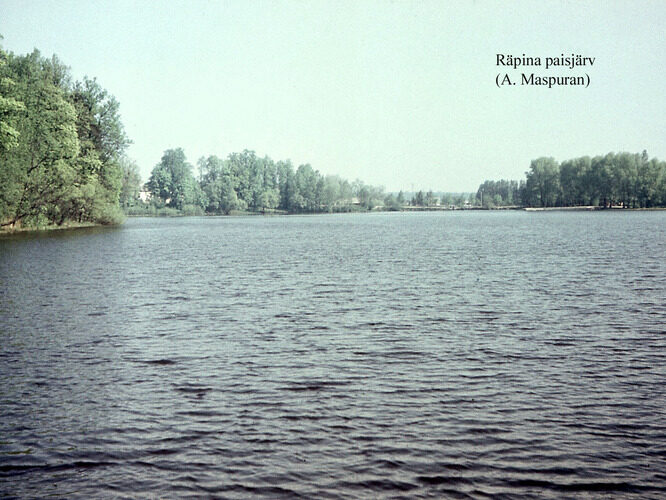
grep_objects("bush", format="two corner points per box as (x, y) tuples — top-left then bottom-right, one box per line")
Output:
(181, 204), (204, 216)
(94, 203), (125, 225)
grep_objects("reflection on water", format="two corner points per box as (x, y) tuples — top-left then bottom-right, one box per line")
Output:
(1, 212), (665, 498)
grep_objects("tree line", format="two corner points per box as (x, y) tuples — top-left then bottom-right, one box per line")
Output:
(476, 152), (666, 208)
(4, 45), (663, 226)
(140, 148), (391, 215)
(1, 42), (138, 229)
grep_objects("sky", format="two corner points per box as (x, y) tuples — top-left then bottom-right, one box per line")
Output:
(1, 0), (665, 192)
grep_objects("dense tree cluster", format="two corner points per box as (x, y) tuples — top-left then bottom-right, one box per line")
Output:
(144, 148), (387, 214)
(476, 152), (666, 208)
(475, 180), (524, 208)
(1, 43), (131, 228)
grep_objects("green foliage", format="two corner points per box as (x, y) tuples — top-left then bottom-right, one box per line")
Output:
(183, 149), (381, 215)
(181, 204), (204, 216)
(0, 48), (24, 153)
(476, 179), (523, 207)
(1, 43), (130, 229)
(118, 156), (142, 210)
(355, 180), (385, 210)
(146, 148), (204, 211)
(71, 77), (129, 165)
(411, 190), (425, 207)
(524, 157), (560, 207)
(477, 151), (666, 208)
(91, 202), (125, 225)
(383, 193), (401, 210)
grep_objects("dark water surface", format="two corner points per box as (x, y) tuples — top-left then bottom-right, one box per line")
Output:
(1, 212), (665, 499)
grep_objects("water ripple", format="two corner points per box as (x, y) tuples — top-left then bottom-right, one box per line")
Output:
(1, 212), (665, 498)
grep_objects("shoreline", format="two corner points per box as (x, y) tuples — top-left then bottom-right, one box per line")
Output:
(524, 206), (666, 211)
(0, 221), (117, 236)
(524, 206), (598, 211)
(4, 206), (665, 234)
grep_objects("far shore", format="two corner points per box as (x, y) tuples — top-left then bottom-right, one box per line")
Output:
(4, 206), (665, 235)
(524, 206), (666, 212)
(524, 206), (599, 211)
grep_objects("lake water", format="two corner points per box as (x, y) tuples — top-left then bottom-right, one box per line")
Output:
(1, 211), (665, 499)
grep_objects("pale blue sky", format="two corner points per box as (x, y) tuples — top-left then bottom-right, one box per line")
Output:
(1, 0), (664, 191)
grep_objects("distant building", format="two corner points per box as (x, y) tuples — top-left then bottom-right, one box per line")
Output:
(139, 187), (151, 203)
